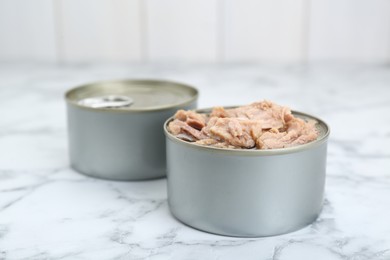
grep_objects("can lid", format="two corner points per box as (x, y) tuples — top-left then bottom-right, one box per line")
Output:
(77, 95), (134, 108)
(65, 79), (198, 112)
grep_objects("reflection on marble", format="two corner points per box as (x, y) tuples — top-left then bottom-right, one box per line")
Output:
(0, 63), (389, 259)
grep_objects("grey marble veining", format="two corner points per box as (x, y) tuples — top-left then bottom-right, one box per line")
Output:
(0, 63), (389, 259)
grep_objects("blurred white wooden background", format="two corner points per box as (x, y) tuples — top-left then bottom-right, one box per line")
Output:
(0, 0), (390, 64)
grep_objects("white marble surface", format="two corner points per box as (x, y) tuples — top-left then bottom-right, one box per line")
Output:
(0, 63), (389, 259)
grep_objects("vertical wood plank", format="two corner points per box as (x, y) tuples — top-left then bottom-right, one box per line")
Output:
(58, 0), (142, 62)
(308, 0), (390, 63)
(224, 0), (307, 63)
(0, 0), (57, 62)
(145, 0), (219, 62)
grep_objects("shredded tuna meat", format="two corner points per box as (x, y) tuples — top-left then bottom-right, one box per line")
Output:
(168, 100), (319, 149)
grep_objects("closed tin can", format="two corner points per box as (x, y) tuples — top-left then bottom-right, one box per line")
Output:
(65, 79), (198, 181)
(164, 108), (330, 237)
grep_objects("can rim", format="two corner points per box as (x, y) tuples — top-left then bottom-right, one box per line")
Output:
(164, 107), (330, 156)
(65, 79), (199, 113)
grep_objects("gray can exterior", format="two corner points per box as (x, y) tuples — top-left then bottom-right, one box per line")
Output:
(165, 111), (329, 237)
(66, 80), (197, 181)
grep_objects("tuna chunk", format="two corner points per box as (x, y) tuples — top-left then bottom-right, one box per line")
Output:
(168, 119), (203, 141)
(174, 110), (207, 130)
(210, 107), (228, 118)
(209, 118), (256, 148)
(195, 138), (219, 146)
(197, 116), (263, 148)
(256, 118), (318, 149)
(195, 138), (236, 149)
(210, 100), (293, 129)
(168, 100), (318, 150)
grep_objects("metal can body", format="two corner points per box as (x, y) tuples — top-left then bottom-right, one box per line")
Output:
(165, 110), (329, 237)
(66, 80), (197, 181)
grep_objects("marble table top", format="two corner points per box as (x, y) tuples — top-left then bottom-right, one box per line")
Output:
(0, 63), (389, 259)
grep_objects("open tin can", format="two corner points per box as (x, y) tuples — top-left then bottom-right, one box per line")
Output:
(65, 79), (198, 181)
(164, 108), (330, 237)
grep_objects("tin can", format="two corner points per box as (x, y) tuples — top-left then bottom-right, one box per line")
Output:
(164, 108), (330, 237)
(65, 79), (198, 181)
